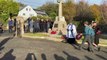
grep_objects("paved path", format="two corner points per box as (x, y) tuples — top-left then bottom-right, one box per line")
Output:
(0, 33), (107, 60)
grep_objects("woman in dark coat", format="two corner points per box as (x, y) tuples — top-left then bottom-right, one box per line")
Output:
(43, 20), (47, 32)
(40, 19), (44, 32)
(93, 22), (101, 51)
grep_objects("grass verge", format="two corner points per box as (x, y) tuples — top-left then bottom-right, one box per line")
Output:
(24, 33), (49, 37)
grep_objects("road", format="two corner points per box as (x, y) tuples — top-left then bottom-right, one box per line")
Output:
(0, 32), (107, 60)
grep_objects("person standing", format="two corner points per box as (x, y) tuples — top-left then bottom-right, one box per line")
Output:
(33, 20), (40, 32)
(50, 20), (54, 30)
(29, 19), (33, 33)
(0, 23), (3, 33)
(79, 21), (95, 52)
(92, 22), (101, 51)
(66, 22), (78, 47)
(14, 18), (17, 32)
(43, 20), (47, 32)
(27, 18), (31, 32)
(79, 21), (90, 50)
(46, 20), (50, 33)
(87, 23), (96, 52)
(40, 19), (44, 32)
(8, 19), (14, 33)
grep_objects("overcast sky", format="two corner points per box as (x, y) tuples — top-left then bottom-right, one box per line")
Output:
(16, 0), (103, 8)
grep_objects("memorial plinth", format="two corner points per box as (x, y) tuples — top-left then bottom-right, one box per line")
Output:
(52, 0), (67, 35)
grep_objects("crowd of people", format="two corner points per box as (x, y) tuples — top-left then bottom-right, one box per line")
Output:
(66, 21), (101, 52)
(8, 17), (54, 33)
(26, 18), (53, 33)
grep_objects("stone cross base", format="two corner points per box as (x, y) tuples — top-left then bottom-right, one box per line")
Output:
(52, 16), (67, 35)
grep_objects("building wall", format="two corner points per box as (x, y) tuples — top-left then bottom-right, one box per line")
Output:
(18, 6), (37, 20)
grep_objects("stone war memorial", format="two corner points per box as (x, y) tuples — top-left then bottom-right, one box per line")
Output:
(52, 0), (67, 35)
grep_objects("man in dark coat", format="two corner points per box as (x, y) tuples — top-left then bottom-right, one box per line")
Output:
(33, 20), (40, 32)
(40, 19), (44, 32)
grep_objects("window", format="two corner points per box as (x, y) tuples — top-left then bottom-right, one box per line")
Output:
(26, 8), (28, 11)
(23, 13), (25, 15)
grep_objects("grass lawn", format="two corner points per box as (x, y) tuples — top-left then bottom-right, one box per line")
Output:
(24, 33), (49, 37)
(77, 38), (107, 46)
(100, 34), (107, 39)
(24, 33), (107, 46)
(100, 39), (107, 45)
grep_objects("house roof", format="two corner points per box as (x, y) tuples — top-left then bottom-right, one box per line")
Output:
(33, 9), (47, 16)
(19, 6), (26, 11)
(19, 4), (27, 11)
(19, 5), (47, 16)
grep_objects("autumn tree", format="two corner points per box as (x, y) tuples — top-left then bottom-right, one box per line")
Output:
(75, 1), (95, 22)
(63, 0), (76, 22)
(73, 1), (95, 32)
(90, 4), (101, 23)
(101, 0), (107, 24)
(38, 2), (58, 20)
(98, 0), (107, 33)
(0, 0), (19, 24)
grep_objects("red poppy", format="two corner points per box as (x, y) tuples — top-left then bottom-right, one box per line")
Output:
(76, 33), (83, 40)
(51, 31), (57, 34)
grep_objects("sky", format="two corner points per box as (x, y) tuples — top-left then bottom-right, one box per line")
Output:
(16, 0), (103, 8)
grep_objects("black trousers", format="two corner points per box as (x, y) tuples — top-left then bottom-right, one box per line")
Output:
(67, 38), (78, 44)
(94, 35), (100, 45)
